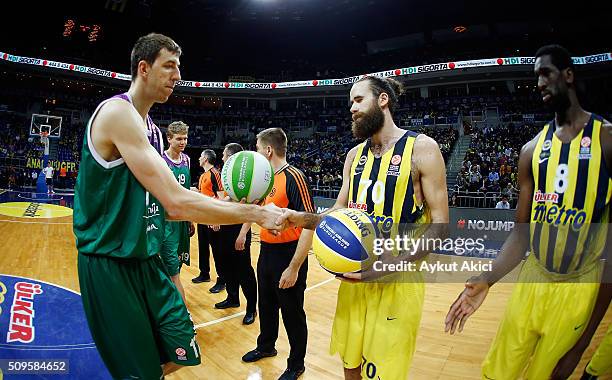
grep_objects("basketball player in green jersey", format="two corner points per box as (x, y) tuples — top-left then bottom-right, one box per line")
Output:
(160, 121), (194, 304)
(73, 33), (285, 380)
(445, 45), (612, 380)
(278, 76), (449, 380)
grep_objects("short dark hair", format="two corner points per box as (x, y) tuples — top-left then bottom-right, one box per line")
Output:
(257, 128), (287, 157)
(535, 44), (574, 71)
(355, 76), (404, 114)
(224, 143), (244, 156)
(202, 149), (216, 165)
(130, 33), (182, 81)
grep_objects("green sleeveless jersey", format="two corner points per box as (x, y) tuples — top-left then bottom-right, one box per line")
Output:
(162, 151), (191, 189)
(73, 94), (165, 259)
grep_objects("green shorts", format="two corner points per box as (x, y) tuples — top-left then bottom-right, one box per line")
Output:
(160, 221), (191, 276)
(78, 253), (201, 379)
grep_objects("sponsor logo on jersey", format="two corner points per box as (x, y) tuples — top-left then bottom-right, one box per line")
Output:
(579, 138), (591, 159)
(532, 204), (587, 230)
(581, 137), (591, 148)
(391, 154), (402, 165)
(348, 201), (367, 211)
(367, 212), (394, 234)
(147, 202), (159, 216)
(358, 155), (367, 166)
(534, 190), (559, 204)
(387, 164), (401, 177)
(175, 347), (187, 361)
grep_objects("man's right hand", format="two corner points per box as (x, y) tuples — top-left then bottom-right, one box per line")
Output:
(276, 208), (299, 229)
(445, 276), (490, 334)
(257, 203), (287, 231)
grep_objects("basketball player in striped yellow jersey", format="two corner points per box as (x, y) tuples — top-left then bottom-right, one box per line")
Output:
(445, 45), (612, 380)
(279, 76), (449, 380)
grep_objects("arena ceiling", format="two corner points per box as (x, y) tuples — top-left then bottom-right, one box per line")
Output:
(1, 0), (609, 81)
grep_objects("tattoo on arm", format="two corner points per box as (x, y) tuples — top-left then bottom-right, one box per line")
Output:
(302, 213), (321, 230)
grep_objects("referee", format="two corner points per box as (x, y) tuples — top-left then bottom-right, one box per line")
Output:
(192, 149), (226, 293)
(214, 143), (258, 325)
(242, 128), (315, 380)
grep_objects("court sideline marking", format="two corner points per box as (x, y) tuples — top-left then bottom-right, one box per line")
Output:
(194, 277), (335, 329)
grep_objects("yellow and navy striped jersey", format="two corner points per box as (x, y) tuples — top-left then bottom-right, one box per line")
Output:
(348, 131), (429, 236)
(530, 114), (612, 274)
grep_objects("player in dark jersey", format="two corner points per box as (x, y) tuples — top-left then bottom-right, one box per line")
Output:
(73, 33), (285, 379)
(445, 45), (612, 380)
(160, 121), (194, 304)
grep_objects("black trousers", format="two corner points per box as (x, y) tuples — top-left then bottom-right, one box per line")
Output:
(221, 225), (257, 312)
(197, 224), (226, 283)
(256, 241), (308, 370)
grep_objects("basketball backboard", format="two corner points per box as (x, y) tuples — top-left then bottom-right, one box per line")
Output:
(30, 114), (62, 138)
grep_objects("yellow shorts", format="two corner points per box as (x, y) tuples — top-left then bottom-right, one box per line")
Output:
(587, 324), (612, 377)
(482, 255), (601, 380)
(330, 279), (424, 380)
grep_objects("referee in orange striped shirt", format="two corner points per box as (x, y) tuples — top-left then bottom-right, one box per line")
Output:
(192, 149), (226, 292)
(242, 128), (315, 380)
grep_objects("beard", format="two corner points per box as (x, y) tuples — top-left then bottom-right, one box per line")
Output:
(351, 104), (385, 140)
(545, 89), (571, 114)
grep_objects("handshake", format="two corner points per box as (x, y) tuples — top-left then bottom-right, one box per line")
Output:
(211, 193), (304, 233)
(254, 203), (301, 233)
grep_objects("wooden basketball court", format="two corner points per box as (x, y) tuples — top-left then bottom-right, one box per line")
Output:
(1, 205), (610, 379)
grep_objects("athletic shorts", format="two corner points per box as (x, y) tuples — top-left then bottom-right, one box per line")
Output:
(78, 253), (201, 379)
(330, 278), (424, 380)
(482, 254), (600, 380)
(160, 221), (191, 276)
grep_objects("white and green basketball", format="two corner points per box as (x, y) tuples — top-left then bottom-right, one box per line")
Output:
(221, 151), (274, 203)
